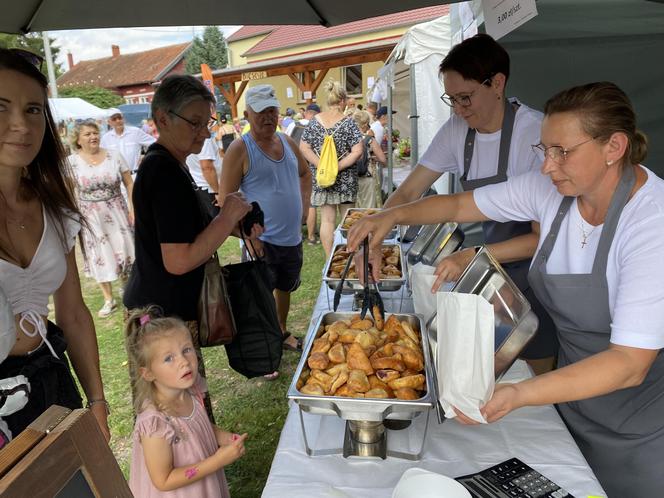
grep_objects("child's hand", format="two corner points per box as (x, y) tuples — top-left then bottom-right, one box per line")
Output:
(215, 430), (237, 447)
(214, 433), (248, 466)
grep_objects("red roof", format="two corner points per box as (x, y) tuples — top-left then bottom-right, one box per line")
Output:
(226, 25), (279, 42)
(57, 42), (191, 89)
(240, 5), (448, 56)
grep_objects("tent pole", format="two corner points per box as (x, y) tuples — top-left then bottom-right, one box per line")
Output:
(42, 31), (58, 98)
(387, 84), (393, 195)
(409, 64), (418, 168)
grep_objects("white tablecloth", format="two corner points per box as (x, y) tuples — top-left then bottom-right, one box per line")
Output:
(263, 253), (606, 498)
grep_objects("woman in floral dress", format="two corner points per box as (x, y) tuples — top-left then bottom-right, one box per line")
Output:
(300, 80), (363, 258)
(69, 120), (135, 317)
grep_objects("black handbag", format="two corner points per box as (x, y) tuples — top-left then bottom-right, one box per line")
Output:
(223, 239), (283, 378)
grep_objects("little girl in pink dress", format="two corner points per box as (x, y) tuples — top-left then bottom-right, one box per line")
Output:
(126, 306), (247, 497)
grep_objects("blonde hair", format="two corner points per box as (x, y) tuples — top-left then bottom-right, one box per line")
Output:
(124, 305), (192, 414)
(69, 119), (99, 150)
(544, 82), (648, 166)
(323, 80), (347, 107)
(352, 110), (371, 131)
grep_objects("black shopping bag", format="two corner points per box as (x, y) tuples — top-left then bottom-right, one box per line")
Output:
(224, 259), (283, 378)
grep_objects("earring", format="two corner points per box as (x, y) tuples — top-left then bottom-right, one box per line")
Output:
(606, 160), (613, 166)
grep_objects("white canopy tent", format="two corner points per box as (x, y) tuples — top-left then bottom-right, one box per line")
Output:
(374, 15), (453, 194)
(48, 97), (107, 121)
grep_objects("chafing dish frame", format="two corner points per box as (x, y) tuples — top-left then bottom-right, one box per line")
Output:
(287, 312), (435, 422)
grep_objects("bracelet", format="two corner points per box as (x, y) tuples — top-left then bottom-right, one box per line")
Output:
(86, 398), (111, 415)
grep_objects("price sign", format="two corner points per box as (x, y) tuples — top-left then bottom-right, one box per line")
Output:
(482, 0), (537, 40)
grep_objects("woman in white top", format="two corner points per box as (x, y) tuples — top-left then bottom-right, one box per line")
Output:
(69, 120), (135, 317)
(348, 82), (664, 497)
(384, 34), (556, 373)
(0, 48), (109, 441)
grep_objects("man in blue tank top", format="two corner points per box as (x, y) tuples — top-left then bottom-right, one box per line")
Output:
(220, 85), (312, 353)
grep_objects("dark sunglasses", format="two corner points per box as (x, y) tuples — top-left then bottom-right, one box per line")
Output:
(10, 48), (44, 71)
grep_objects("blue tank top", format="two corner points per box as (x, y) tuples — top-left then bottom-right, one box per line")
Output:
(241, 132), (302, 246)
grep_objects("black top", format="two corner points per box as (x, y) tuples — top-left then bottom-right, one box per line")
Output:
(123, 143), (206, 321)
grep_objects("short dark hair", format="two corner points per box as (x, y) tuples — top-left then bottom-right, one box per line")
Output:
(439, 34), (510, 84)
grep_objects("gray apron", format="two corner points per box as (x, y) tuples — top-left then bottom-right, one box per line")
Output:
(460, 100), (556, 358)
(459, 99), (531, 290)
(528, 164), (664, 497)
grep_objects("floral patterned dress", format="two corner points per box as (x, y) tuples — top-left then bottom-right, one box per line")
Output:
(69, 149), (135, 283)
(302, 116), (363, 206)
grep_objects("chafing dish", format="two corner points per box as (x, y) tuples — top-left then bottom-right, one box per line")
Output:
(287, 312), (435, 422)
(426, 247), (538, 382)
(337, 208), (397, 240)
(323, 243), (406, 292)
(406, 223), (441, 266)
(420, 222), (465, 267)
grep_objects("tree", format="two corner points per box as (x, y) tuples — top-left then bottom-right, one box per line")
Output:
(185, 26), (228, 74)
(0, 32), (63, 77)
(58, 85), (124, 108)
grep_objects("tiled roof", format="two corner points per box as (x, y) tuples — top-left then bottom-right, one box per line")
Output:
(226, 25), (278, 42)
(242, 5), (449, 56)
(57, 42), (191, 89)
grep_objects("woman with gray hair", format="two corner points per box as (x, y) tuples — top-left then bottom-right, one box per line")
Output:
(123, 75), (253, 418)
(68, 120), (135, 317)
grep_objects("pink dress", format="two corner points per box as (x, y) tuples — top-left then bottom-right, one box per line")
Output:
(129, 389), (230, 498)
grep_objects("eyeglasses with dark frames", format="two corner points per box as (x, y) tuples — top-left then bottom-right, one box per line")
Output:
(531, 137), (597, 165)
(9, 48), (44, 71)
(440, 77), (492, 108)
(168, 110), (217, 133)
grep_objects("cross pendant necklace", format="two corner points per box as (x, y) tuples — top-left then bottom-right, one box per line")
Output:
(579, 220), (597, 248)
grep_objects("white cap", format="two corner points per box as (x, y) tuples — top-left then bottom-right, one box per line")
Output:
(106, 108), (122, 118)
(245, 85), (280, 113)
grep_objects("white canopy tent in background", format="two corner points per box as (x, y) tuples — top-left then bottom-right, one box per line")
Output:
(373, 15), (453, 195)
(48, 97), (107, 121)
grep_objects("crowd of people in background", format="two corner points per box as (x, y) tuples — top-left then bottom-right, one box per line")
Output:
(6, 29), (661, 498)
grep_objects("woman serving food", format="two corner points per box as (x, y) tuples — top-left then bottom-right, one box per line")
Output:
(348, 81), (664, 498)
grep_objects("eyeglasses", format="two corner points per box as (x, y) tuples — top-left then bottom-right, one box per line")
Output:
(9, 48), (44, 71)
(169, 110), (217, 133)
(532, 137), (597, 165)
(440, 77), (492, 108)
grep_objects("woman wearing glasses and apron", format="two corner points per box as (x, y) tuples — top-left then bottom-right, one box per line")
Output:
(349, 81), (664, 497)
(384, 34), (557, 371)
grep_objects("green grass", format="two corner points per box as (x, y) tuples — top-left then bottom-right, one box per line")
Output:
(79, 233), (325, 496)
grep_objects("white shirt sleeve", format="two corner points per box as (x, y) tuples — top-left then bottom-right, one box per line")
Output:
(473, 170), (552, 223)
(418, 116), (463, 174)
(197, 138), (218, 161)
(136, 128), (157, 146)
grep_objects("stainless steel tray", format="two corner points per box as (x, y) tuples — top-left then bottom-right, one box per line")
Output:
(426, 247), (538, 381)
(406, 223), (439, 266)
(287, 312), (435, 421)
(337, 208), (397, 240)
(323, 243), (406, 292)
(420, 222), (465, 267)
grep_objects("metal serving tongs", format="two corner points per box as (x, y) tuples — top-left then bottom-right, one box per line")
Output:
(333, 247), (355, 312)
(360, 237), (385, 326)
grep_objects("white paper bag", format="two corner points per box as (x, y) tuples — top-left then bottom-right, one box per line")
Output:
(437, 292), (495, 423)
(409, 262), (454, 324)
